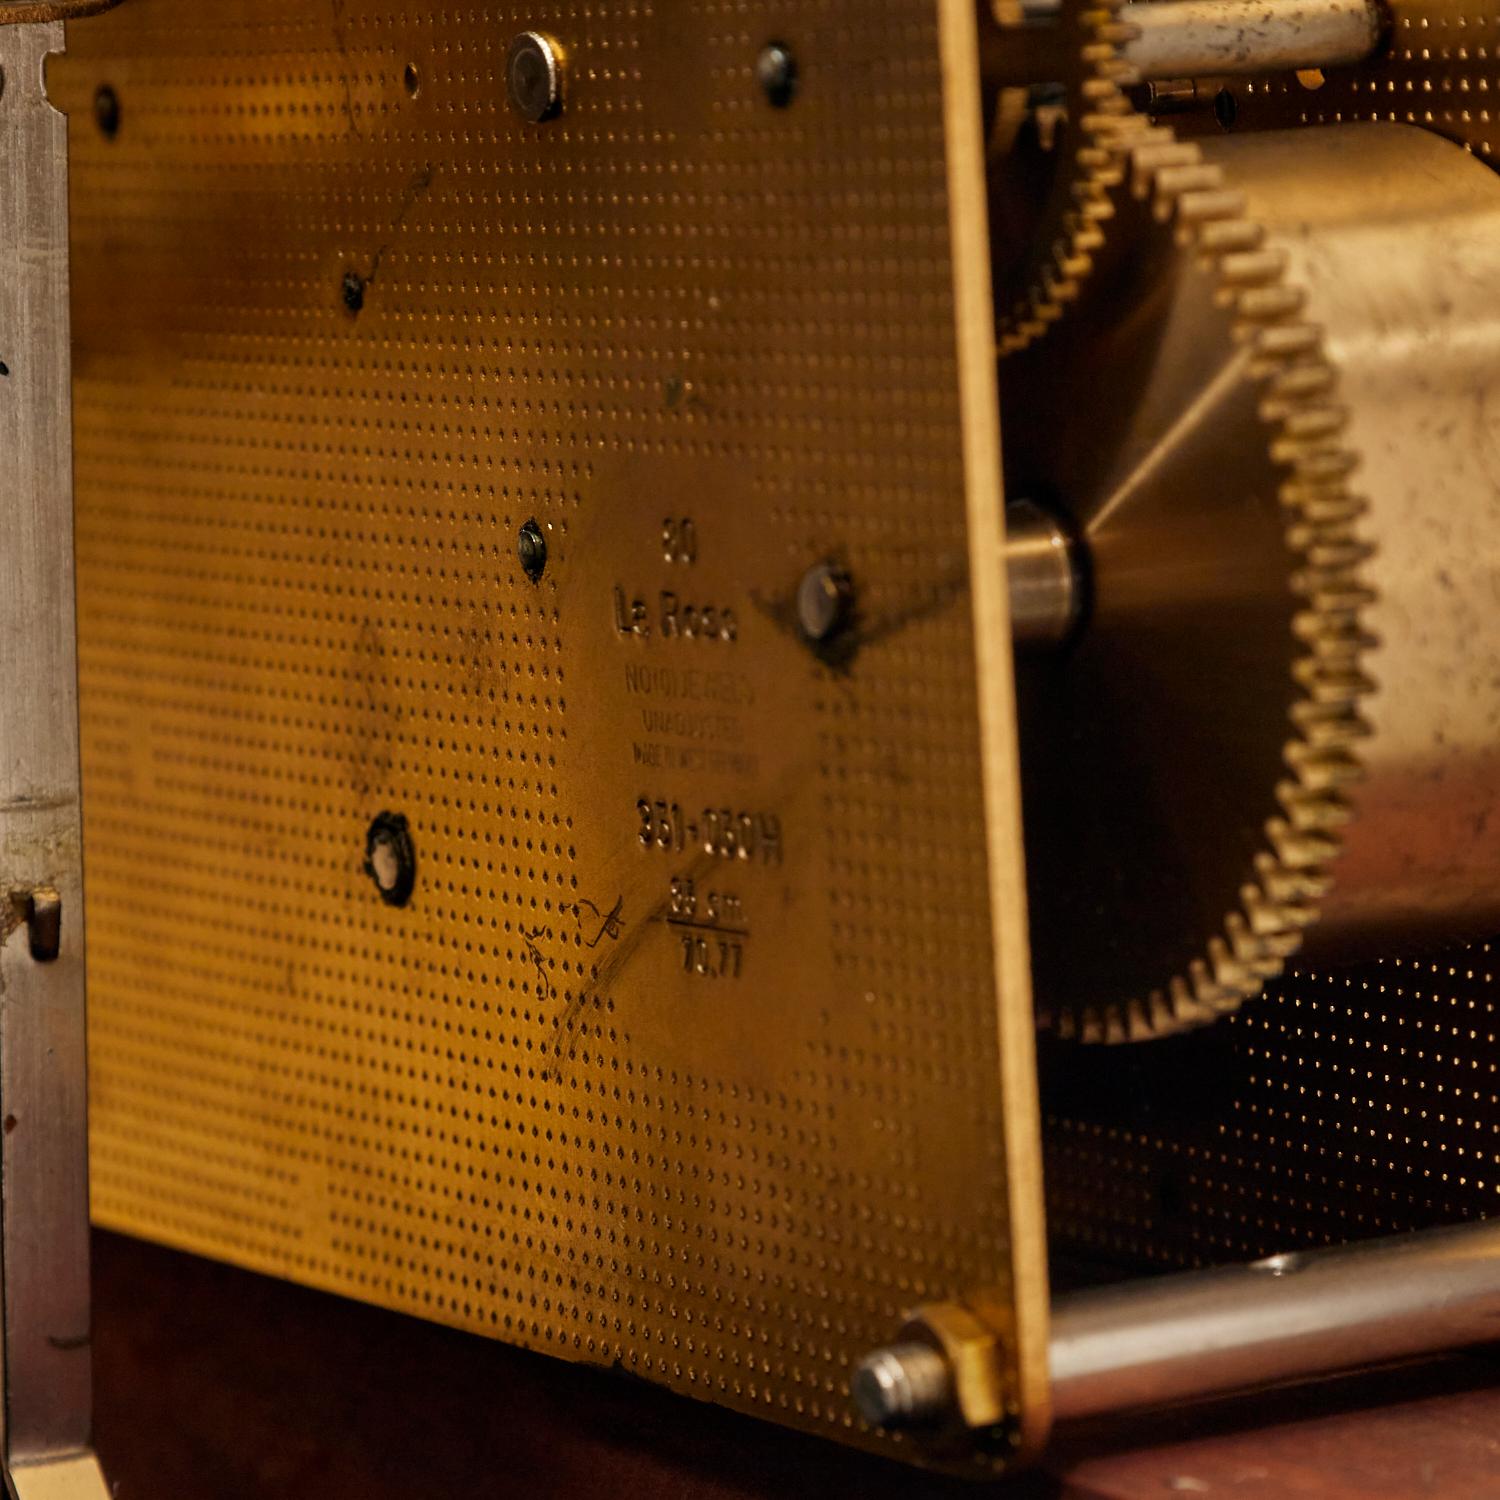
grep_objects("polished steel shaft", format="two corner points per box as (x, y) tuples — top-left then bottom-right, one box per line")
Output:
(1005, 498), (1081, 648)
(1126, 0), (1380, 78)
(1017, 0), (1383, 78)
(855, 1219), (1500, 1431)
(1050, 1219), (1500, 1421)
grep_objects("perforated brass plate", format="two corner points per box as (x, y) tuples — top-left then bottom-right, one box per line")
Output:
(1043, 943), (1500, 1269)
(58, 0), (1047, 1469)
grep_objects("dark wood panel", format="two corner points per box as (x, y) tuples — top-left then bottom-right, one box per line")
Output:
(1057, 1359), (1500, 1500)
(89, 1231), (1051, 1500)
(91, 1229), (1500, 1498)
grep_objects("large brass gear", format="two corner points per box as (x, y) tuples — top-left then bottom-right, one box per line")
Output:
(986, 0), (1153, 353)
(1002, 127), (1375, 1043)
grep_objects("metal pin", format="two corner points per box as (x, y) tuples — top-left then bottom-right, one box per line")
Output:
(517, 519), (548, 582)
(1006, 498), (1083, 648)
(756, 41), (798, 107)
(506, 31), (563, 123)
(364, 813), (416, 908)
(795, 561), (853, 645)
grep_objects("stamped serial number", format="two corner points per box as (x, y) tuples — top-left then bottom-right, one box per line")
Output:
(666, 877), (749, 980)
(636, 797), (783, 865)
(680, 933), (744, 979)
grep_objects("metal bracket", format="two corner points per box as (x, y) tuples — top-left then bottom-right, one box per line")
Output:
(0, 19), (109, 1500)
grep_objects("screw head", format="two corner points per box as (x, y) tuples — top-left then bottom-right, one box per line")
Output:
(518, 519), (548, 582)
(795, 561), (852, 644)
(364, 812), (416, 908)
(94, 84), (121, 140)
(506, 31), (563, 123)
(756, 41), (798, 108)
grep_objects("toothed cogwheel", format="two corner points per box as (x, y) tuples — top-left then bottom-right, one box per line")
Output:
(984, 0), (1152, 353)
(1003, 126), (1375, 1043)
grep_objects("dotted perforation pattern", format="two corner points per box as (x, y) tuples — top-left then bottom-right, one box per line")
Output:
(62, 0), (1025, 1467)
(1044, 944), (1500, 1268)
(1190, 0), (1500, 166)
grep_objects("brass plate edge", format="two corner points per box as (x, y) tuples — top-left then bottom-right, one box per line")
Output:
(9, 1), (120, 26)
(937, 0), (1054, 1459)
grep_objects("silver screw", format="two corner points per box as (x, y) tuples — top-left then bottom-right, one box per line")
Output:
(506, 31), (563, 123)
(795, 561), (853, 644)
(850, 1341), (954, 1428)
(756, 41), (797, 107)
(369, 839), (401, 893)
(364, 812), (416, 908)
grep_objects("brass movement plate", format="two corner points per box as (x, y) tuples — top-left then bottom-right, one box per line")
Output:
(58, 0), (1047, 1468)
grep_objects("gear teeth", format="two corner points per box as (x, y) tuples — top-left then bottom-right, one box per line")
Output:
(996, 0), (1150, 353)
(1275, 782), (1351, 831)
(1268, 363), (1336, 400)
(1175, 188), (1246, 226)
(1221, 248), (1289, 288)
(1032, 130), (1375, 1045)
(1290, 445), (1360, 481)
(1253, 324), (1323, 359)
(1273, 408), (1349, 446)
(1131, 141), (1202, 177)
(1237, 283), (1308, 321)
(1153, 163), (1225, 201)
(1198, 218), (1265, 254)
(1283, 745), (1363, 793)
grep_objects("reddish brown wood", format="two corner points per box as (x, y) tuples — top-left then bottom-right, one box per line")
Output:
(89, 1232), (1049, 1500)
(1055, 1359), (1500, 1500)
(89, 1231), (1500, 1499)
